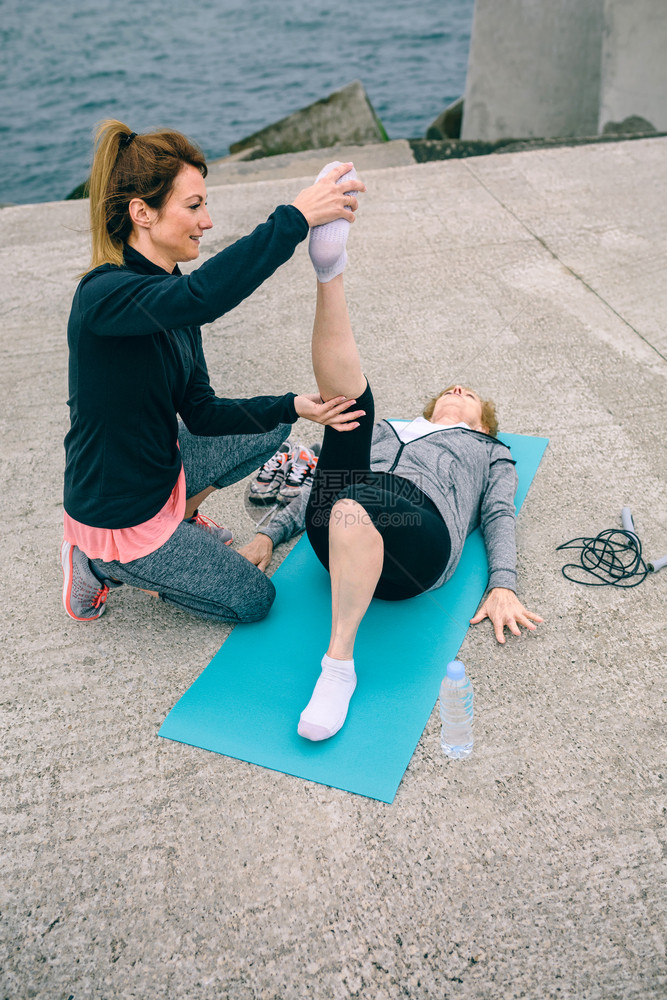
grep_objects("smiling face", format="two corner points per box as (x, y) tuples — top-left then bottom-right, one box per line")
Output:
(430, 385), (487, 432)
(128, 163), (213, 271)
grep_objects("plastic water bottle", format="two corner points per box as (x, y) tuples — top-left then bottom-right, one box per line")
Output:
(439, 660), (474, 759)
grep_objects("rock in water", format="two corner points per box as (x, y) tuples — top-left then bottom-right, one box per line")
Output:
(230, 80), (387, 157)
(426, 97), (464, 140)
(601, 115), (657, 135)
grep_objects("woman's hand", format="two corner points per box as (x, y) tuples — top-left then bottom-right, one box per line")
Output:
(294, 393), (365, 431)
(291, 162), (366, 228)
(237, 533), (274, 573)
(470, 587), (544, 644)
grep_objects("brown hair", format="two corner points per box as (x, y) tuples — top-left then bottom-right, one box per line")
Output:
(423, 385), (499, 437)
(85, 119), (207, 272)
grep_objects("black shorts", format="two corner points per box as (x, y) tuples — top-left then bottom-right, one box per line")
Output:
(305, 381), (451, 601)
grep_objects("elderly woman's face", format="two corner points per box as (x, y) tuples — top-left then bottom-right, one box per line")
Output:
(431, 385), (485, 431)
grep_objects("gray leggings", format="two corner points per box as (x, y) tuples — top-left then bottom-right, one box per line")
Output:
(92, 422), (290, 624)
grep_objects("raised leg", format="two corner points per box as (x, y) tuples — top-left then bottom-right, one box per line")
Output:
(298, 259), (379, 740)
(311, 275), (367, 403)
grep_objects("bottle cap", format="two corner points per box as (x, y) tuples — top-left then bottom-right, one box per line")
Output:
(446, 660), (465, 680)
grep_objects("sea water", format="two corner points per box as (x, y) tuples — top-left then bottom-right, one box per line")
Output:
(0, 0), (474, 205)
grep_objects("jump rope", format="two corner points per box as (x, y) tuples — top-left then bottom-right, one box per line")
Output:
(557, 507), (667, 588)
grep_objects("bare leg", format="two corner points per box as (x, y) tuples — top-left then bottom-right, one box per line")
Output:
(311, 276), (374, 659)
(298, 282), (378, 741)
(327, 499), (383, 659)
(298, 498), (382, 741)
(311, 275), (366, 403)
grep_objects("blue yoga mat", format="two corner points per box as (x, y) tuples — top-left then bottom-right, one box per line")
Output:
(159, 432), (548, 803)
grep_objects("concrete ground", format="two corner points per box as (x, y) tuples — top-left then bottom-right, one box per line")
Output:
(0, 138), (665, 1000)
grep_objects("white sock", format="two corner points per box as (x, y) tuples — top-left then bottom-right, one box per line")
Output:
(308, 162), (359, 282)
(297, 653), (357, 741)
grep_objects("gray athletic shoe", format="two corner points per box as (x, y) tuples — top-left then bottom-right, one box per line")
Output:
(187, 511), (233, 545)
(278, 443), (318, 502)
(249, 441), (292, 504)
(61, 540), (110, 621)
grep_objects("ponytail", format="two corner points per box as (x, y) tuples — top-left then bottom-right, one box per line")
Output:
(85, 119), (207, 273)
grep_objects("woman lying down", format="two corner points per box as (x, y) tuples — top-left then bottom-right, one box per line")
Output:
(239, 163), (543, 743)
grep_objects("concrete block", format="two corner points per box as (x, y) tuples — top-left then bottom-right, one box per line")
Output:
(426, 96), (464, 140)
(599, 0), (667, 133)
(461, 0), (605, 141)
(229, 80), (387, 157)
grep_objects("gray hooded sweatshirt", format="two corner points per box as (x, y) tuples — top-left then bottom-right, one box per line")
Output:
(259, 420), (519, 594)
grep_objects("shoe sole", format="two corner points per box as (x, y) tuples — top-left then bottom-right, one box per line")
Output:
(248, 492), (281, 506)
(60, 540), (106, 622)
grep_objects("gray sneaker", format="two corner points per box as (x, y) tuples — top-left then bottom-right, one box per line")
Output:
(249, 441), (292, 504)
(278, 443), (318, 502)
(187, 511), (233, 544)
(61, 540), (110, 621)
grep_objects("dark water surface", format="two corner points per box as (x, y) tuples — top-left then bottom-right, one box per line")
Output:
(0, 0), (474, 205)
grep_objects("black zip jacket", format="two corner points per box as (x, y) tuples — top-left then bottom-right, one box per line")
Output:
(64, 204), (308, 529)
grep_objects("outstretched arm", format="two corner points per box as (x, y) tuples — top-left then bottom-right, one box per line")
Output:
(82, 206), (309, 336)
(470, 587), (543, 644)
(475, 447), (543, 642)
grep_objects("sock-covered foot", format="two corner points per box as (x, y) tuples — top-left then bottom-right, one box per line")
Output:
(297, 653), (357, 741)
(308, 162), (359, 283)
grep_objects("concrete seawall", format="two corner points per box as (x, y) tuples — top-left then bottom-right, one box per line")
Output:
(1, 138), (665, 998)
